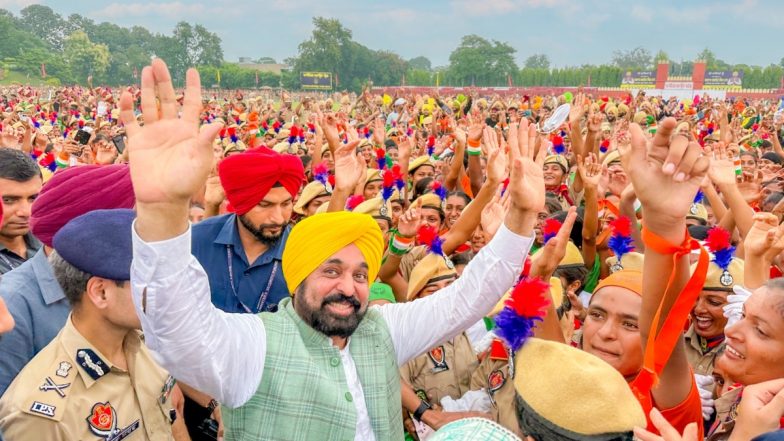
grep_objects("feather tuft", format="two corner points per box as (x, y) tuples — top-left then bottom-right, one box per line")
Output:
(706, 226), (735, 271)
(346, 195), (364, 211)
(542, 218), (562, 244)
(608, 216), (635, 260)
(494, 276), (550, 352)
(417, 225), (443, 256)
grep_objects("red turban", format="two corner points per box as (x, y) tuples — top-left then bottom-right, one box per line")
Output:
(30, 165), (136, 247)
(218, 148), (305, 215)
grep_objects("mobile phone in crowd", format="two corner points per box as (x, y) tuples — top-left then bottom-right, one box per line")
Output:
(112, 135), (126, 154)
(74, 128), (92, 145)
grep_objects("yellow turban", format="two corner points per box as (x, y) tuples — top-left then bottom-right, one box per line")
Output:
(282, 211), (383, 294)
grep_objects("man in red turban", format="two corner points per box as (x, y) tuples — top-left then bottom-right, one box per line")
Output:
(192, 147), (305, 314)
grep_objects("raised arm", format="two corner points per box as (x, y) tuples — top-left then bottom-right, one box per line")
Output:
(623, 117), (710, 410)
(122, 59), (265, 408)
(380, 118), (544, 364)
(578, 153), (601, 268)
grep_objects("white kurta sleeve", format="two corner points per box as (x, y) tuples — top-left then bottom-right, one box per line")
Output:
(378, 224), (534, 365)
(130, 223), (266, 408)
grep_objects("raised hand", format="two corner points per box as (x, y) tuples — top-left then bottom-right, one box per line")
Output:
(396, 199), (423, 237)
(577, 153), (601, 191)
(333, 139), (364, 192)
(531, 206), (577, 277)
(507, 118), (546, 214)
(320, 113), (341, 147)
(480, 187), (508, 240)
(484, 136), (506, 184)
(467, 114), (485, 145)
(706, 144), (736, 187)
(744, 212), (784, 261)
(626, 117), (710, 237)
(120, 58), (221, 207)
(372, 118), (385, 146)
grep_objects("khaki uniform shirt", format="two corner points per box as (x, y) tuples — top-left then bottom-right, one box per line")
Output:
(469, 340), (522, 439)
(400, 333), (478, 407)
(684, 326), (725, 376)
(706, 386), (742, 441)
(0, 315), (177, 440)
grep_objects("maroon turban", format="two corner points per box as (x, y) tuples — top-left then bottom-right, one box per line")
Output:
(218, 148), (305, 215)
(30, 165), (135, 247)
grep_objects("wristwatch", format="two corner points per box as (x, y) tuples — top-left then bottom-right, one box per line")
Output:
(412, 400), (431, 422)
(206, 399), (219, 415)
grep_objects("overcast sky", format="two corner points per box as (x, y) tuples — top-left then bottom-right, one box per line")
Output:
(2, 0), (781, 68)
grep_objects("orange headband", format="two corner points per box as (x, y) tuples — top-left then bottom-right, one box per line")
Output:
(593, 270), (643, 298)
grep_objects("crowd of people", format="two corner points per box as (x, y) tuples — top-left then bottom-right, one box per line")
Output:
(0, 57), (783, 440)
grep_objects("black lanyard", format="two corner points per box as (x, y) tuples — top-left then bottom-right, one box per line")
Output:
(0, 253), (19, 271)
(226, 245), (278, 313)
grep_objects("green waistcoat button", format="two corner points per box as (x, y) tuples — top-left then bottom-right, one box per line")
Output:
(345, 392), (353, 402)
(330, 357), (340, 367)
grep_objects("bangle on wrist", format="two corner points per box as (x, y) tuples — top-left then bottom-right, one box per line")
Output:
(467, 138), (481, 148)
(467, 146), (482, 156)
(389, 233), (414, 256)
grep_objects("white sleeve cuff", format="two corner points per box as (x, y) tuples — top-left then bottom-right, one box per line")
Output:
(131, 221), (192, 283)
(484, 223), (535, 265)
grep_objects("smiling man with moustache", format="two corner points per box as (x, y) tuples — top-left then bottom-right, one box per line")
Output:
(0, 148), (42, 275)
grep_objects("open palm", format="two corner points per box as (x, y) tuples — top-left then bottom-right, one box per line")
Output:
(624, 118), (709, 221)
(120, 59), (221, 205)
(507, 119), (546, 212)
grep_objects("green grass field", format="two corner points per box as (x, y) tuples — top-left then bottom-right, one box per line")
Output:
(0, 69), (57, 86)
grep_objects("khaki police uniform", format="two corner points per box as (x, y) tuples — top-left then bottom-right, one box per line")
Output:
(684, 326), (725, 376)
(706, 386), (741, 441)
(399, 332), (478, 407)
(469, 339), (523, 439)
(0, 315), (178, 440)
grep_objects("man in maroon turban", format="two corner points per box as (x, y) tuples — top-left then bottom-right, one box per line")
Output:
(0, 164), (136, 395)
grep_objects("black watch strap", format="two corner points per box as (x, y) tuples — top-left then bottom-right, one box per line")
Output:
(206, 399), (219, 414)
(412, 400), (431, 422)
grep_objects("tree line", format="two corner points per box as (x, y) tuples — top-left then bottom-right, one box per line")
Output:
(0, 8), (782, 91)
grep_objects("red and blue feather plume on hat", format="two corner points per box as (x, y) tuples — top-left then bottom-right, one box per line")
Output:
(694, 190), (704, 205)
(427, 135), (435, 156)
(706, 226), (734, 272)
(376, 148), (387, 170)
(551, 134), (565, 155)
(494, 275), (551, 352)
(542, 218), (562, 244)
(391, 164), (405, 191)
(346, 195), (365, 211)
(608, 217), (635, 261)
(382, 171), (395, 202)
(417, 225), (443, 256)
(430, 180), (447, 201)
(600, 139), (610, 153)
(314, 164), (333, 191)
(288, 126), (299, 145)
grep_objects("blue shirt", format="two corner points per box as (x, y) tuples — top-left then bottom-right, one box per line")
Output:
(191, 214), (290, 314)
(0, 249), (69, 396)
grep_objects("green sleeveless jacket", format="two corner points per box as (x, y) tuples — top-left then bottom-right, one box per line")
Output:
(223, 298), (404, 440)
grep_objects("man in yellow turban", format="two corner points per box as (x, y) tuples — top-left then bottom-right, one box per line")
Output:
(123, 59), (542, 441)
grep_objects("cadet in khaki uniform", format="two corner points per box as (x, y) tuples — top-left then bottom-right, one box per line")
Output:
(399, 249), (479, 407)
(469, 277), (567, 438)
(684, 250), (744, 377)
(0, 209), (186, 441)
